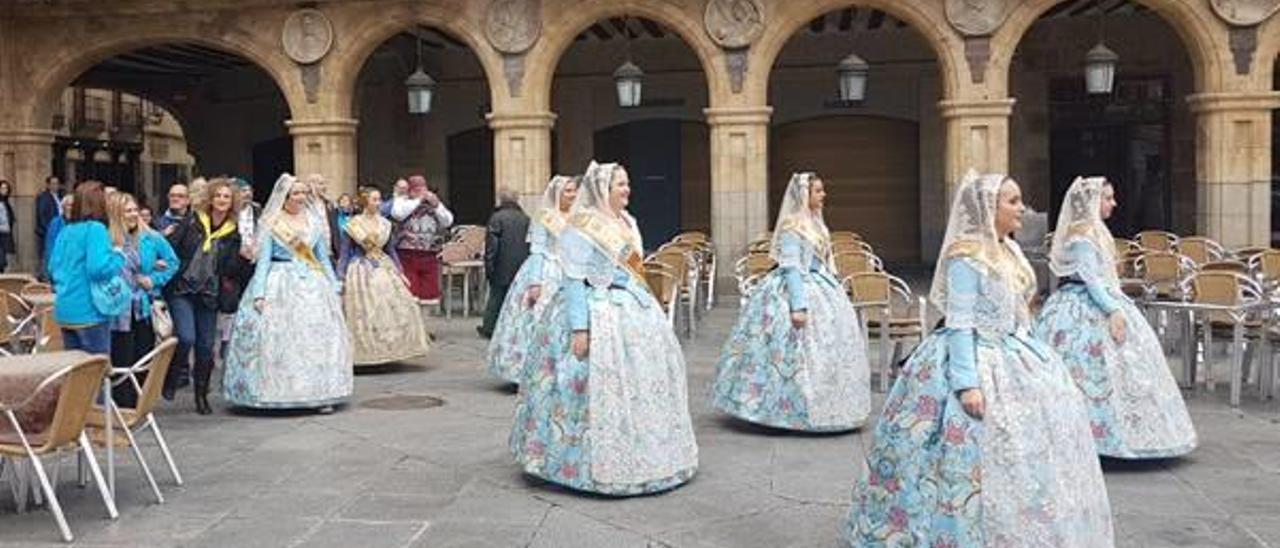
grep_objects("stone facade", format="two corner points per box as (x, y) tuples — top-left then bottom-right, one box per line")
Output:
(0, 0), (1277, 280)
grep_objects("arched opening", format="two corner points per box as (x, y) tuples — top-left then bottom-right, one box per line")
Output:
(768, 7), (942, 266)
(551, 16), (711, 248)
(53, 43), (293, 206)
(354, 26), (494, 225)
(1009, 1), (1195, 238)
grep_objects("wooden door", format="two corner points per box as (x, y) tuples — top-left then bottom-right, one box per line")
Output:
(770, 116), (920, 264)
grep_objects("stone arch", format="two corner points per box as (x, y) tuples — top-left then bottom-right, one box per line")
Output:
(1258, 14), (1280, 87)
(326, 4), (504, 118)
(990, 0), (1227, 95)
(524, 0), (725, 113)
(749, 0), (964, 104)
(24, 28), (300, 130)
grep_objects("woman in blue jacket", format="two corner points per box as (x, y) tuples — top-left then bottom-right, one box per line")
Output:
(106, 192), (180, 406)
(50, 180), (126, 354)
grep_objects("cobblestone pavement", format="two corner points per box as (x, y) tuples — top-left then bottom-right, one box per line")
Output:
(3, 303), (1280, 547)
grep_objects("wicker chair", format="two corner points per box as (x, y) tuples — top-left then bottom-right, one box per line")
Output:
(643, 262), (680, 327)
(650, 249), (696, 334)
(1188, 271), (1266, 406)
(1199, 260), (1250, 275)
(830, 231), (863, 243)
(832, 240), (875, 256)
(1177, 236), (1225, 266)
(845, 272), (927, 392)
(1136, 230), (1178, 252)
(1248, 249), (1280, 294)
(0, 354), (117, 542)
(833, 251), (883, 280)
(85, 338), (182, 504)
(0, 274), (37, 299)
(1135, 251), (1195, 300)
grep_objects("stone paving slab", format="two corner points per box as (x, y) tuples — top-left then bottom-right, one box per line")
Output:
(3, 303), (1280, 547)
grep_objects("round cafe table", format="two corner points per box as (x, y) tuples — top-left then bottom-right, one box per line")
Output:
(0, 351), (115, 498)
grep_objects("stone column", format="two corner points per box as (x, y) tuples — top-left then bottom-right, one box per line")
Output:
(0, 127), (56, 271)
(1187, 92), (1280, 248)
(286, 118), (359, 195)
(939, 98), (1016, 199)
(705, 106), (772, 292)
(487, 111), (555, 210)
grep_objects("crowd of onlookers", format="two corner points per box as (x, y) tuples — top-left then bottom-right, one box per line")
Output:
(25, 173), (456, 414)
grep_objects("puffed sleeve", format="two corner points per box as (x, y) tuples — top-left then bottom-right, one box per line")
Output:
(776, 231), (808, 312)
(945, 259), (981, 393)
(561, 229), (594, 332)
(525, 223), (548, 282)
(1069, 240), (1121, 314)
(245, 236), (273, 302)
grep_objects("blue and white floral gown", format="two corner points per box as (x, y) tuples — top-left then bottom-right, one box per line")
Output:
(509, 223), (698, 495)
(486, 215), (564, 384)
(223, 220), (353, 409)
(842, 251), (1113, 547)
(1033, 239), (1197, 458)
(712, 230), (870, 431)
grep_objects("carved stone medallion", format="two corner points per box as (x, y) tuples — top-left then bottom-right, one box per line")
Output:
(1210, 0), (1280, 27)
(945, 0), (1012, 37)
(282, 8), (333, 65)
(704, 0), (765, 49)
(485, 0), (541, 55)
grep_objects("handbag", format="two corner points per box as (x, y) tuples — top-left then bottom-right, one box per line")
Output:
(91, 274), (131, 317)
(151, 299), (174, 338)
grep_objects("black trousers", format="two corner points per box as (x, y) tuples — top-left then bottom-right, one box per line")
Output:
(110, 317), (156, 409)
(480, 283), (511, 337)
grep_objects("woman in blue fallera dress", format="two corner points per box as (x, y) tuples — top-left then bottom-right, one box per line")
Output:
(712, 172), (870, 431)
(841, 171), (1113, 547)
(222, 174), (353, 413)
(486, 175), (578, 384)
(509, 161), (698, 496)
(1033, 176), (1196, 459)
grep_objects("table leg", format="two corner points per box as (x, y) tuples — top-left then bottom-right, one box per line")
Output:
(463, 271), (471, 317)
(1231, 321), (1244, 407)
(1181, 310), (1195, 389)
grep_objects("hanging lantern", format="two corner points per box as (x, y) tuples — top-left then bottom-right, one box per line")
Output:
(405, 67), (436, 114)
(1084, 42), (1119, 95)
(837, 52), (869, 102)
(614, 60), (644, 108)
(406, 32), (436, 114)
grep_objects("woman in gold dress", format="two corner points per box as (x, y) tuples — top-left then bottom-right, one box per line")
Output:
(338, 186), (432, 366)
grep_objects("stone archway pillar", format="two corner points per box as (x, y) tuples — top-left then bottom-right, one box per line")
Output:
(705, 106), (772, 291)
(487, 111), (556, 210)
(1188, 92), (1280, 247)
(0, 127), (56, 272)
(286, 118), (359, 195)
(939, 98), (1016, 198)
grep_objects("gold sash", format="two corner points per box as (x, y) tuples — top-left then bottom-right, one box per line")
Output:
(344, 216), (389, 261)
(272, 218), (324, 274)
(946, 239), (1035, 297)
(568, 211), (646, 285)
(537, 208), (567, 237)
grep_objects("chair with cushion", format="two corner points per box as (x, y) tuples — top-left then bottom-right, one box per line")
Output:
(0, 354), (117, 542)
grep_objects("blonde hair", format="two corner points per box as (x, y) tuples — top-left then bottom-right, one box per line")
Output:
(106, 192), (140, 248)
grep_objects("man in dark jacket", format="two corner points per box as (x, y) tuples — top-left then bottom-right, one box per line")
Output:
(478, 188), (530, 338)
(34, 175), (63, 277)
